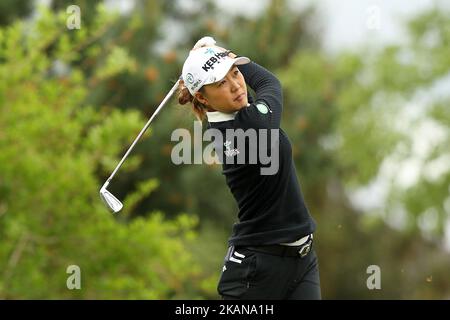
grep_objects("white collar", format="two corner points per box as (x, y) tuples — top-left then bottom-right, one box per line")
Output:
(206, 104), (250, 123)
(206, 111), (237, 123)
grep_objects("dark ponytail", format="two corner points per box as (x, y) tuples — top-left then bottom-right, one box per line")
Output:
(177, 80), (207, 122)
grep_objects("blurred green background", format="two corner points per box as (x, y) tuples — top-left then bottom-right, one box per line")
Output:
(0, 0), (449, 299)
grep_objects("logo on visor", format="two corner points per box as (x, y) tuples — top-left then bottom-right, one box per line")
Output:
(202, 51), (231, 72)
(186, 73), (194, 84)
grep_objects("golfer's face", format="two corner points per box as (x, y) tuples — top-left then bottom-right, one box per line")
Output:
(202, 65), (248, 113)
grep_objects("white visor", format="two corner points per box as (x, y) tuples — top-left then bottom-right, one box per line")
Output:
(182, 47), (250, 95)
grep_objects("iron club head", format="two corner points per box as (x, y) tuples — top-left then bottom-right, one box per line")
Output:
(100, 182), (123, 213)
(99, 79), (181, 213)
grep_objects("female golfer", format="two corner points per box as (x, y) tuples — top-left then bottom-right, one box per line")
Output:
(178, 37), (321, 300)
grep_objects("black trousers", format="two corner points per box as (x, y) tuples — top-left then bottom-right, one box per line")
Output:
(217, 244), (321, 300)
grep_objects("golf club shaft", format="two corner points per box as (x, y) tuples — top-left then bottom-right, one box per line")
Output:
(105, 79), (181, 185)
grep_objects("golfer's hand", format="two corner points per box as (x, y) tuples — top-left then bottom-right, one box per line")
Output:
(191, 36), (227, 53)
(192, 36), (216, 50)
(191, 36), (237, 58)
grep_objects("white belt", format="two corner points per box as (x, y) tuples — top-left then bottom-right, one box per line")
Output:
(280, 233), (313, 246)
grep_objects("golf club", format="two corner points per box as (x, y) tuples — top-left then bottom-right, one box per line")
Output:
(100, 78), (181, 213)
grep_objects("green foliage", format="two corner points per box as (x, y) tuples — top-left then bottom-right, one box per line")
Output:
(1, 0), (449, 299)
(222, 0), (320, 68)
(95, 47), (137, 80)
(0, 0), (32, 26)
(0, 5), (206, 299)
(278, 6), (450, 298)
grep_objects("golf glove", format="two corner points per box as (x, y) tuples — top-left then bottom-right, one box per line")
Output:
(192, 36), (216, 50)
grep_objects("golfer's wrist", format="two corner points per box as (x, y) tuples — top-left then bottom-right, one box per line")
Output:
(228, 51), (237, 59)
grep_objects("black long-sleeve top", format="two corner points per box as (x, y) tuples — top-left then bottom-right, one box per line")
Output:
(207, 61), (316, 247)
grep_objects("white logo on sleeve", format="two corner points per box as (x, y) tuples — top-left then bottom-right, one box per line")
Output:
(224, 140), (240, 157)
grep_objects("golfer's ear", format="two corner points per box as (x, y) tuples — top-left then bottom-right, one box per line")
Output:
(195, 92), (208, 105)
